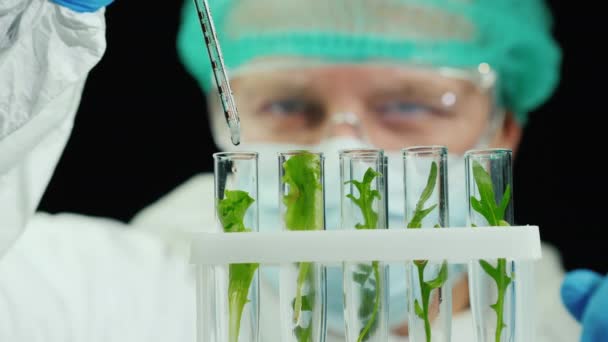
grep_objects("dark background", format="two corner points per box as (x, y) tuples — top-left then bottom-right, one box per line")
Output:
(38, 1), (605, 273)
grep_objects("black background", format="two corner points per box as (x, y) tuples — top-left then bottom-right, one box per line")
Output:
(38, 1), (606, 273)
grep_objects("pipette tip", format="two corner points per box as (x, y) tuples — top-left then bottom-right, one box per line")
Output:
(229, 122), (241, 146)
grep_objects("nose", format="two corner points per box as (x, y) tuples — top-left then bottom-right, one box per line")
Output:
(323, 112), (366, 140)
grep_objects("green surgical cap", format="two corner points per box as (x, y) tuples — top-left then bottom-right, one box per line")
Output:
(177, 0), (561, 124)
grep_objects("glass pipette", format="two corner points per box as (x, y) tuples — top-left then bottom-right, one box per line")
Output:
(192, 0), (241, 146)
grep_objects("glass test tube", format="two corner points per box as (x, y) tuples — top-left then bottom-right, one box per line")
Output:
(465, 149), (515, 342)
(403, 146), (452, 342)
(208, 152), (260, 342)
(278, 151), (327, 342)
(340, 149), (389, 342)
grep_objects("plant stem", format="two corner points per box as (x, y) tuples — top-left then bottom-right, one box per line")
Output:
(469, 159), (512, 342)
(357, 261), (381, 342)
(293, 261), (311, 323)
(494, 258), (507, 342)
(416, 262), (432, 342)
(478, 257), (510, 342)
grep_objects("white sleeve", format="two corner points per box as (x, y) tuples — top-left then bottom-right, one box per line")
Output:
(0, 0), (106, 255)
(131, 173), (216, 253)
(0, 213), (196, 342)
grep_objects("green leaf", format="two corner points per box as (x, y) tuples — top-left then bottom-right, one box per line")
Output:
(417, 162), (438, 210)
(353, 272), (370, 285)
(417, 204), (438, 221)
(346, 193), (358, 204)
(407, 162), (439, 229)
(479, 259), (499, 281)
(358, 288), (376, 316)
(282, 152), (323, 231)
(470, 196), (489, 222)
(218, 190), (255, 233)
(363, 167), (380, 185)
(472, 161), (498, 225)
(294, 324), (312, 342)
(414, 299), (424, 319)
(299, 294), (313, 311)
(407, 203), (438, 229)
(345, 168), (382, 230)
(426, 261), (448, 289)
(496, 184), (511, 222)
(228, 262), (259, 342)
(357, 264), (373, 273)
(470, 160), (513, 228)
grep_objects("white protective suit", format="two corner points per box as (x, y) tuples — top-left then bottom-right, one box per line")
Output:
(0, 0), (105, 255)
(0, 1), (195, 341)
(0, 0), (581, 341)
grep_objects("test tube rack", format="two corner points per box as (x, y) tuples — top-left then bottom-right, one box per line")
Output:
(190, 226), (541, 341)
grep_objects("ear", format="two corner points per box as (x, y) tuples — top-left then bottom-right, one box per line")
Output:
(490, 111), (523, 155)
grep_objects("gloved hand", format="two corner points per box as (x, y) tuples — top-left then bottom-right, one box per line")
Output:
(561, 269), (608, 342)
(49, 0), (114, 13)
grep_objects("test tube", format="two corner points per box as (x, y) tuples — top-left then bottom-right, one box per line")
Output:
(403, 146), (452, 342)
(207, 152), (259, 342)
(465, 149), (515, 342)
(340, 149), (388, 342)
(278, 151), (327, 342)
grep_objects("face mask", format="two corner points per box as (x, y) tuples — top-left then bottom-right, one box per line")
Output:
(226, 137), (470, 332)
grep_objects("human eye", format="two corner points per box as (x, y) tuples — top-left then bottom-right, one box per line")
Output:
(256, 97), (323, 130)
(261, 98), (314, 118)
(374, 100), (442, 122)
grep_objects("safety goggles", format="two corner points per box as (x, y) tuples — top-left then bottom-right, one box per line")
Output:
(210, 62), (503, 153)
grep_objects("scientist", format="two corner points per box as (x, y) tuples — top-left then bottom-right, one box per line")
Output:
(0, 0), (596, 341)
(134, 0), (574, 340)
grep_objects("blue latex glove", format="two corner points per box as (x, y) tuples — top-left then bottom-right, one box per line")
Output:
(49, 0), (114, 13)
(561, 269), (608, 342)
